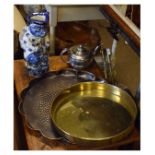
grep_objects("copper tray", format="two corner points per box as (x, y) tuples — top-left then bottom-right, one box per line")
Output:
(19, 69), (95, 140)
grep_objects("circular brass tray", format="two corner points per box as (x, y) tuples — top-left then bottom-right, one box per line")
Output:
(51, 82), (137, 146)
(19, 69), (95, 140)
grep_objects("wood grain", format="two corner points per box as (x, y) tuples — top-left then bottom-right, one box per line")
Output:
(14, 56), (140, 150)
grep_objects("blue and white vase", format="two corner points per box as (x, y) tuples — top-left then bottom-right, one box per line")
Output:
(19, 10), (50, 77)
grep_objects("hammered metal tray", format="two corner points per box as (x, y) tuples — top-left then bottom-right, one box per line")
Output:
(19, 69), (95, 140)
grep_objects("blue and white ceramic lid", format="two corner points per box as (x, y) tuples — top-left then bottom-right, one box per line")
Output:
(27, 10), (49, 24)
(27, 10), (49, 37)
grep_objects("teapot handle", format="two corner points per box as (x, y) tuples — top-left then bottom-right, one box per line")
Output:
(60, 48), (70, 63)
(93, 44), (101, 56)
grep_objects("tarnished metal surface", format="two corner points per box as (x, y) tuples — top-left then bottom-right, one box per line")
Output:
(19, 69), (95, 140)
(51, 82), (137, 146)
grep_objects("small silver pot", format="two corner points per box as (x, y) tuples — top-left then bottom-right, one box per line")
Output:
(60, 44), (100, 69)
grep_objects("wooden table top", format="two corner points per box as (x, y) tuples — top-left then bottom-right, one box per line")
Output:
(14, 56), (140, 150)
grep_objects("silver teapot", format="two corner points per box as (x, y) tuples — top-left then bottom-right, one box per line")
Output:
(60, 44), (100, 69)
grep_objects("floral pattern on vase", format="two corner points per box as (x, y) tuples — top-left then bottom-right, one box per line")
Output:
(19, 10), (50, 77)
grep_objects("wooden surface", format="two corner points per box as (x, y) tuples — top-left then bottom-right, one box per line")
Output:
(14, 56), (140, 150)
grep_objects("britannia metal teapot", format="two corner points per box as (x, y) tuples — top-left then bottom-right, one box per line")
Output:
(60, 44), (100, 69)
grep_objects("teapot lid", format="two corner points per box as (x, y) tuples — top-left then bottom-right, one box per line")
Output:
(69, 44), (91, 60)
